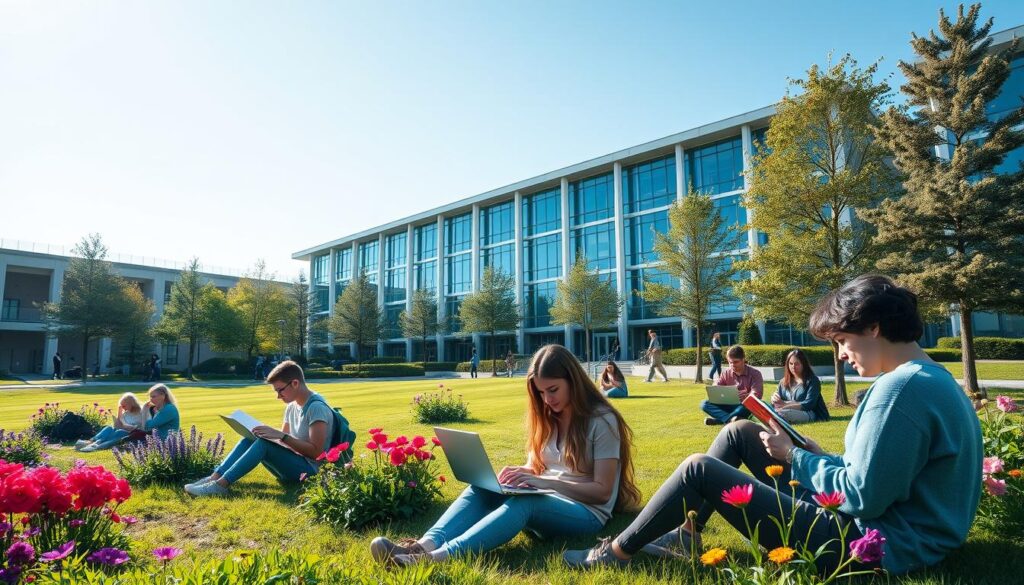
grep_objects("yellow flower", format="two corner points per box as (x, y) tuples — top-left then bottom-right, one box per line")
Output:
(789, 480), (801, 488)
(765, 465), (784, 478)
(700, 548), (728, 566)
(768, 546), (796, 564)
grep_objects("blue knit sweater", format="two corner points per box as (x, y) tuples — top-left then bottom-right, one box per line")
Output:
(792, 360), (982, 575)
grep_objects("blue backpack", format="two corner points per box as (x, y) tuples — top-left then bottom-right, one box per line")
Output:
(305, 394), (356, 459)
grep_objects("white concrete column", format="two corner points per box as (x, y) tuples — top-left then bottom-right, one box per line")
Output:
(470, 204), (483, 358)
(327, 249), (337, 350)
(99, 338), (112, 374)
(683, 326), (694, 348)
(349, 241), (358, 359)
(436, 215), (446, 361)
(560, 177), (574, 353)
(0, 261), (8, 309)
(49, 266), (65, 304)
(513, 191), (524, 353)
(377, 233), (385, 357)
(43, 335), (58, 376)
(153, 277), (167, 316)
(612, 162), (628, 361)
(675, 143), (686, 200)
(741, 124), (758, 251)
(406, 224), (414, 361)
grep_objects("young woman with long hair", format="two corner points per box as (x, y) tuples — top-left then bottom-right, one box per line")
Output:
(76, 392), (149, 451)
(371, 344), (640, 567)
(599, 361), (628, 398)
(770, 348), (830, 423)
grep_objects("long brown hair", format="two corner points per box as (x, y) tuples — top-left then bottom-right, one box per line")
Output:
(781, 349), (816, 389)
(601, 361), (625, 385)
(525, 345), (641, 511)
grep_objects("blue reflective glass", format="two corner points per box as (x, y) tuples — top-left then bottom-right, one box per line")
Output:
(996, 144), (1024, 175)
(384, 267), (406, 303)
(415, 223), (438, 261)
(686, 136), (744, 195)
(480, 243), (514, 278)
(358, 241), (379, 276)
(709, 254), (746, 314)
(312, 254), (329, 286)
(713, 195), (747, 251)
(523, 281), (557, 328)
(446, 254), (471, 294)
(570, 173), (614, 225)
(384, 305), (404, 338)
(523, 234), (562, 281)
(571, 222), (616, 271)
(623, 155), (676, 213)
(445, 214), (472, 254)
(987, 53), (1024, 120)
(627, 267), (676, 320)
(335, 248), (352, 282)
(415, 260), (437, 291)
(385, 233), (407, 268)
(751, 127), (769, 158)
(446, 297), (463, 332)
(313, 286), (329, 313)
(625, 210), (668, 266)
(522, 188), (562, 236)
(480, 201), (515, 245)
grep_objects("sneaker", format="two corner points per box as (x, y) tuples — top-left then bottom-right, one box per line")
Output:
(184, 475), (215, 491)
(74, 440), (90, 449)
(79, 444), (99, 453)
(563, 537), (630, 569)
(370, 537), (425, 565)
(392, 552), (433, 567)
(185, 480), (229, 497)
(704, 417), (724, 426)
(640, 527), (701, 559)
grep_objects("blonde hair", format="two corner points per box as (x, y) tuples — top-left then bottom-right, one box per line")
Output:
(148, 383), (176, 405)
(119, 392), (143, 413)
(524, 345), (641, 512)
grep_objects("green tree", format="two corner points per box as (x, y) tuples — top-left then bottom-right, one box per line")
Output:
(155, 259), (223, 380)
(737, 55), (902, 406)
(641, 192), (740, 382)
(400, 288), (445, 362)
(113, 285), (157, 375)
(40, 234), (136, 383)
(227, 260), (290, 360)
(459, 267), (519, 375)
(737, 315), (763, 346)
(289, 271), (315, 361)
(549, 254), (623, 364)
(869, 5), (1024, 396)
(327, 270), (383, 371)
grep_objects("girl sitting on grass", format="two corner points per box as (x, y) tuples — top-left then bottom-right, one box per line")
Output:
(599, 361), (628, 398)
(76, 392), (149, 452)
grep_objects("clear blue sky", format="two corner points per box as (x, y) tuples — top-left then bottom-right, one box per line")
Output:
(2, 1), (1023, 279)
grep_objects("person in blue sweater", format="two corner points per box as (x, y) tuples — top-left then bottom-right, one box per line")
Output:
(143, 384), (180, 439)
(564, 274), (982, 575)
(770, 348), (830, 423)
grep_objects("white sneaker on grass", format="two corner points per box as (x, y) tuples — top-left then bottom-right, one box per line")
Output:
(185, 481), (229, 497)
(183, 475), (215, 491)
(74, 440), (91, 449)
(79, 444), (99, 453)
(640, 527), (700, 559)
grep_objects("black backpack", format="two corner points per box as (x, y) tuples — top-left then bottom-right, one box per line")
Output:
(305, 394), (356, 459)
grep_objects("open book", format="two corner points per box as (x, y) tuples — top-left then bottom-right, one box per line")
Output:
(220, 410), (303, 456)
(741, 395), (809, 450)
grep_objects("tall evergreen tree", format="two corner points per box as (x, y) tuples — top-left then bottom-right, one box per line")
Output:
(400, 288), (445, 362)
(641, 192), (740, 383)
(549, 254), (623, 364)
(113, 285), (157, 375)
(289, 271), (314, 361)
(40, 234), (136, 383)
(155, 259), (222, 380)
(459, 267), (519, 375)
(737, 55), (902, 405)
(327, 270), (383, 371)
(871, 5), (1024, 396)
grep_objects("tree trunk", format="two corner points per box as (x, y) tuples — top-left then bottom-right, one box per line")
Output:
(585, 326), (592, 365)
(81, 336), (90, 384)
(959, 308), (982, 398)
(490, 330), (498, 376)
(187, 337), (197, 380)
(694, 323), (703, 383)
(832, 340), (849, 406)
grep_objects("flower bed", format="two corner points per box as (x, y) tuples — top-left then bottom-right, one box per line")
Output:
(112, 426), (224, 486)
(976, 395), (1024, 537)
(412, 385), (470, 424)
(0, 430), (46, 467)
(29, 403), (108, 443)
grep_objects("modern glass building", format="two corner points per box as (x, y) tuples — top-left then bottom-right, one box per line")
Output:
(293, 25), (1024, 362)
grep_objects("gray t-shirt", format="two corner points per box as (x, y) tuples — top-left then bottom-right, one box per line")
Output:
(282, 393), (335, 464)
(535, 411), (622, 523)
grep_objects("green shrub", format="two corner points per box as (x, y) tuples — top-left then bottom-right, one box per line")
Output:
(193, 357), (251, 374)
(456, 359), (510, 372)
(367, 356), (405, 364)
(412, 385), (470, 423)
(975, 398), (1024, 539)
(0, 428), (46, 466)
(936, 336), (1024, 360)
(30, 402), (109, 442)
(418, 361), (460, 372)
(924, 348), (962, 361)
(737, 316), (763, 345)
(112, 426), (225, 486)
(662, 345), (835, 367)
(301, 428), (443, 530)
(340, 363), (425, 377)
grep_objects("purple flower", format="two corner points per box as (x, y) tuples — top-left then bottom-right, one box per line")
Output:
(849, 528), (886, 564)
(23, 526), (41, 538)
(40, 541), (75, 563)
(5, 541), (35, 566)
(69, 519), (85, 528)
(0, 566), (23, 585)
(0, 522), (10, 535)
(87, 547), (130, 566)
(152, 547), (183, 563)
(407, 481), (418, 488)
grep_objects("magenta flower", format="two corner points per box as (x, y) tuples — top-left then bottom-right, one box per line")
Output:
(407, 481), (418, 488)
(87, 547), (130, 566)
(5, 541), (35, 566)
(40, 541), (75, 563)
(813, 491), (847, 511)
(996, 395), (1018, 413)
(721, 484), (754, 508)
(983, 456), (1005, 476)
(985, 476), (1008, 497)
(121, 516), (139, 525)
(152, 547), (183, 563)
(68, 519), (85, 528)
(848, 528), (886, 563)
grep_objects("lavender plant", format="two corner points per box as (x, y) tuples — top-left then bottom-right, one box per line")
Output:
(0, 429), (47, 466)
(112, 426), (224, 486)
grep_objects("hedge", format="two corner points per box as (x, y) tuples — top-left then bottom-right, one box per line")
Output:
(366, 356), (406, 364)
(456, 359), (511, 373)
(193, 357), (251, 375)
(306, 363), (425, 378)
(662, 345), (836, 367)
(936, 336), (1024, 360)
(923, 348), (961, 361)
(417, 361), (460, 372)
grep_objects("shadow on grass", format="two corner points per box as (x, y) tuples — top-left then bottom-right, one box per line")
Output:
(619, 395), (673, 400)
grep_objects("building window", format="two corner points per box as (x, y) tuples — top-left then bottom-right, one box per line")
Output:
(385, 232), (407, 268)
(713, 195), (748, 251)
(445, 214), (472, 254)
(414, 260), (437, 291)
(414, 223), (438, 261)
(623, 155), (676, 213)
(523, 234), (562, 281)
(570, 173), (614, 225)
(312, 254), (329, 286)
(384, 267), (406, 304)
(522, 188), (562, 236)
(384, 305), (404, 338)
(358, 241), (379, 283)
(164, 342), (178, 366)
(480, 201), (514, 246)
(312, 254), (329, 313)
(627, 267), (676, 320)
(987, 53), (1024, 120)
(625, 210), (669, 266)
(1, 299), (19, 320)
(523, 281), (557, 328)
(445, 297), (463, 332)
(751, 127), (769, 157)
(480, 243), (514, 278)
(446, 254), (471, 294)
(572, 222), (616, 271)
(687, 136), (744, 195)
(335, 248), (352, 282)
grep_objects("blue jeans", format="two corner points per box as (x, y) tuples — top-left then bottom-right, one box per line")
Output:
(701, 400), (750, 424)
(89, 426), (130, 449)
(215, 437), (318, 484)
(423, 486), (604, 556)
(708, 352), (722, 380)
(604, 386), (628, 398)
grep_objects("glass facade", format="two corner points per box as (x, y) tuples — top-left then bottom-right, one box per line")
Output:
(523, 281), (557, 328)
(384, 305), (404, 339)
(480, 243), (514, 277)
(445, 214), (472, 254)
(335, 248), (352, 282)
(713, 195), (748, 251)
(446, 254), (471, 294)
(623, 155), (676, 213)
(572, 222), (616, 271)
(627, 267), (675, 320)
(987, 52), (1024, 120)
(625, 211), (669, 266)
(445, 297), (463, 333)
(570, 173), (614, 225)
(480, 201), (514, 245)
(522, 188), (561, 235)
(687, 136), (744, 195)
(414, 223), (438, 262)
(414, 260), (436, 291)
(523, 234), (562, 281)
(358, 241), (379, 283)
(385, 233), (407, 268)
(312, 254), (329, 312)
(384, 267), (406, 304)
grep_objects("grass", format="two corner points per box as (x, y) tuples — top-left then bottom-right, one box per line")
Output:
(938, 361), (1024, 382)
(1, 377), (1021, 584)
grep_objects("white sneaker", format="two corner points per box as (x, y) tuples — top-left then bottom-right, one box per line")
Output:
(74, 440), (91, 449)
(79, 444), (99, 453)
(185, 481), (229, 497)
(183, 475), (215, 491)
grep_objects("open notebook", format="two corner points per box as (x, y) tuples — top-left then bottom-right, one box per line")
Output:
(220, 410), (302, 456)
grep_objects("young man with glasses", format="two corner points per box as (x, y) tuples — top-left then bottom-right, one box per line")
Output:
(185, 360), (337, 497)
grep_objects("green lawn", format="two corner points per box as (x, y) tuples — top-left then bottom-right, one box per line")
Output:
(939, 361), (1024, 382)
(1, 377), (1020, 584)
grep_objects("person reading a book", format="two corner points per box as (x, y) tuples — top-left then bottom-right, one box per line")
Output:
(142, 384), (180, 439)
(700, 345), (763, 425)
(563, 274), (982, 576)
(185, 360), (335, 497)
(369, 344), (640, 567)
(770, 349), (829, 423)
(76, 392), (150, 451)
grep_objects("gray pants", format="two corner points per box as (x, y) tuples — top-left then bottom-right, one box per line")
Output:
(645, 352), (669, 381)
(778, 409), (814, 424)
(616, 421), (875, 573)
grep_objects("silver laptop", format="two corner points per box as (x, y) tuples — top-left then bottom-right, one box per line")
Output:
(433, 427), (554, 495)
(705, 384), (741, 405)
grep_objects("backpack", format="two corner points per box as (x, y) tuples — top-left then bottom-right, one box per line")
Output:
(305, 394), (356, 459)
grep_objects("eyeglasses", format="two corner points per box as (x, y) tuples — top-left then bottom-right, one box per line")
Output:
(273, 381), (292, 394)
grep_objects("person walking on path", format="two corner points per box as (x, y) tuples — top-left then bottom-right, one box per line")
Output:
(708, 332), (723, 380)
(644, 330), (669, 383)
(52, 352), (62, 380)
(470, 349), (480, 379)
